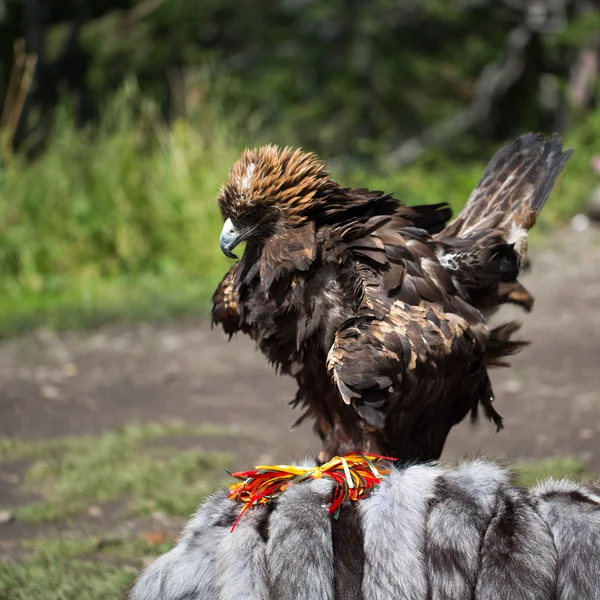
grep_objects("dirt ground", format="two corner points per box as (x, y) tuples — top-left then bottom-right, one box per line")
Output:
(1, 226), (600, 473)
(0, 226), (599, 586)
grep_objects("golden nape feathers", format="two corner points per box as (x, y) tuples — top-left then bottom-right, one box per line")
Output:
(217, 145), (338, 226)
(212, 134), (572, 462)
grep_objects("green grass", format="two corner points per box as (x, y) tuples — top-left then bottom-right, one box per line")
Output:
(0, 273), (215, 338)
(0, 457), (594, 600)
(0, 423), (244, 598)
(0, 541), (134, 600)
(0, 79), (597, 336)
(0, 423), (237, 523)
(0, 422), (595, 600)
(0, 536), (173, 600)
(0, 81), (239, 336)
(514, 456), (590, 488)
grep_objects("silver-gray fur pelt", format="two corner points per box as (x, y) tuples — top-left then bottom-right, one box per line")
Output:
(129, 460), (600, 600)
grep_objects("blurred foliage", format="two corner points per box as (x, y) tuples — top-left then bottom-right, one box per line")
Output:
(0, 80), (238, 290)
(0, 533), (177, 600)
(0, 1), (599, 332)
(0, 79), (596, 334)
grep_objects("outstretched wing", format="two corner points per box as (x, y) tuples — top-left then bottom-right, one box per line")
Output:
(442, 133), (573, 240)
(434, 134), (572, 314)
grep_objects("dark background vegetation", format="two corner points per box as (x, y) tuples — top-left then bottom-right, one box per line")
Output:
(1, 1), (600, 598)
(3, 0), (600, 155)
(0, 0), (599, 334)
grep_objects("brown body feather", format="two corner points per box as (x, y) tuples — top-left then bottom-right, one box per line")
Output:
(212, 137), (571, 461)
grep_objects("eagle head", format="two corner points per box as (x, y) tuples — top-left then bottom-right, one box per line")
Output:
(217, 145), (337, 258)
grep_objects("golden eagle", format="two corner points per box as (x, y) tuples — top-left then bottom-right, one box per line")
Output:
(212, 134), (572, 461)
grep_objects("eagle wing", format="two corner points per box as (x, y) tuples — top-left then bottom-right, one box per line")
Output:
(441, 133), (573, 241)
(327, 301), (481, 429)
(434, 134), (572, 313)
(211, 262), (243, 337)
(324, 213), (497, 458)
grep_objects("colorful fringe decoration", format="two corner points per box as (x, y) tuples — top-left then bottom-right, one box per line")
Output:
(227, 453), (395, 532)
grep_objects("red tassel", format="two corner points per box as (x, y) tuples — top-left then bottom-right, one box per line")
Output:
(227, 453), (395, 532)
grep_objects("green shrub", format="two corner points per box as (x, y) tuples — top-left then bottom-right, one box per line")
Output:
(0, 79), (595, 335)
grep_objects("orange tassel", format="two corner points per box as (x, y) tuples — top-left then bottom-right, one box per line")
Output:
(227, 453), (395, 532)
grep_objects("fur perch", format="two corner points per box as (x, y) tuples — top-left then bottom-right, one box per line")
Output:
(475, 485), (557, 599)
(360, 465), (441, 599)
(425, 461), (511, 600)
(534, 479), (600, 599)
(266, 478), (335, 600)
(129, 460), (600, 600)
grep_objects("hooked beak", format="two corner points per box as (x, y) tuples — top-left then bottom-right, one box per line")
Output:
(219, 218), (244, 259)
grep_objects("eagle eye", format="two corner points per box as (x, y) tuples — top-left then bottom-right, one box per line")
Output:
(243, 207), (261, 222)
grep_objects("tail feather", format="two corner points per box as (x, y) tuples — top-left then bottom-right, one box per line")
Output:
(470, 322), (529, 431)
(484, 322), (529, 368)
(441, 133), (573, 240)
